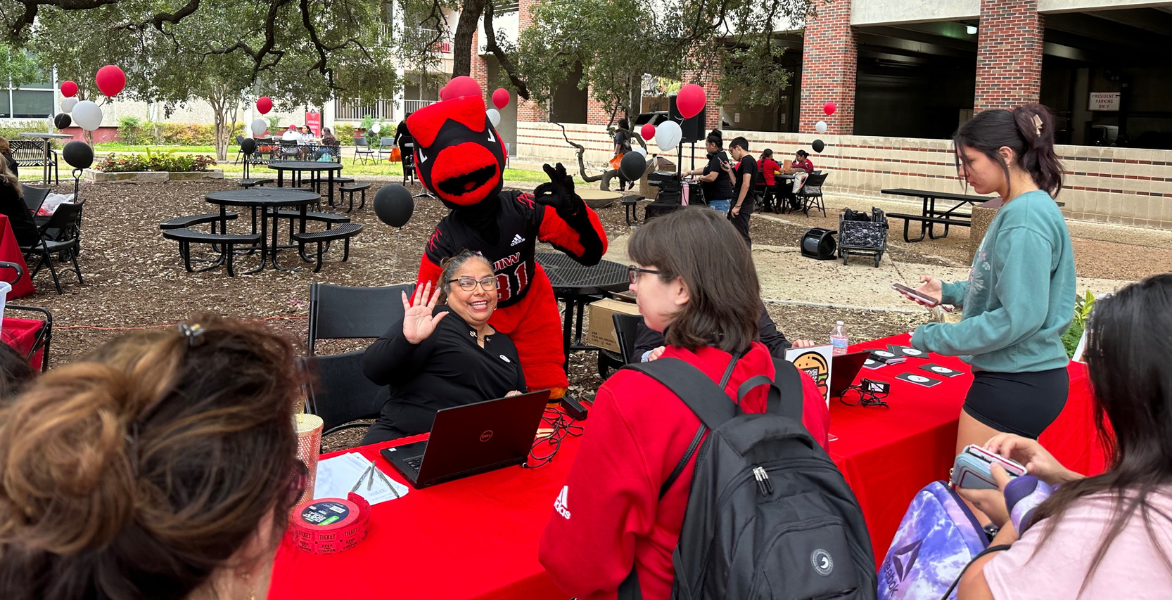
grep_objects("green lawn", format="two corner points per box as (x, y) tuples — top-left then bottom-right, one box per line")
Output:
(95, 143), (217, 154)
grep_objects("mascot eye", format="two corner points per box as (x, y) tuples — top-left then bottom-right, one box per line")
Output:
(487, 129), (496, 143)
(418, 149), (427, 163)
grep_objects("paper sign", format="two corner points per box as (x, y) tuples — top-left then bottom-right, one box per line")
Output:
(786, 345), (834, 406)
(1089, 92), (1120, 112)
(315, 452), (408, 505)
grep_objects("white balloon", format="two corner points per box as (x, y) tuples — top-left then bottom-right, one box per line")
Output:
(371, 122), (382, 134)
(61, 97), (78, 113)
(816, 120), (828, 134)
(487, 108), (501, 127)
(72, 101), (103, 131)
(632, 146), (647, 156)
(654, 120), (682, 152)
(251, 118), (267, 137)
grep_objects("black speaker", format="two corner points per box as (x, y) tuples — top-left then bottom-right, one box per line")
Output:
(669, 95), (705, 144)
(800, 228), (838, 260)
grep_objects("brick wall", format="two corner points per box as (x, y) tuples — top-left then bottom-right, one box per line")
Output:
(587, 91), (611, 125)
(974, 0), (1044, 111)
(799, 0), (857, 135)
(682, 53), (722, 132)
(515, 122), (1172, 229)
(515, 0), (546, 123)
(470, 30), (489, 95)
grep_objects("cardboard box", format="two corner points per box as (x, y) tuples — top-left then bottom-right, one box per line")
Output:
(586, 298), (641, 353)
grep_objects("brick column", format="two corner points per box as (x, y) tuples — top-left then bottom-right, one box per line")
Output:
(799, 0), (857, 135)
(974, 0), (1043, 112)
(470, 30), (489, 95)
(681, 68), (721, 132)
(586, 91), (611, 125)
(515, 0), (545, 123)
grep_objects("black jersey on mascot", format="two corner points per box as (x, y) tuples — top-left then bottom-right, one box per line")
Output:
(407, 94), (608, 398)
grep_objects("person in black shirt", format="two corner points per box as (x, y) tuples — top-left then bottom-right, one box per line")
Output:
(362, 251), (526, 444)
(723, 136), (757, 248)
(0, 160), (36, 247)
(633, 300), (817, 362)
(612, 118), (633, 191)
(682, 131), (733, 213)
(394, 113), (413, 158)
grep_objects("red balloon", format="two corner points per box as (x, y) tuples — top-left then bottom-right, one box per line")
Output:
(447, 76), (482, 100)
(492, 88), (510, 110)
(60, 81), (78, 98)
(823, 101), (836, 116)
(95, 65), (126, 97)
(676, 83), (706, 119)
(640, 123), (656, 140)
(256, 96), (273, 115)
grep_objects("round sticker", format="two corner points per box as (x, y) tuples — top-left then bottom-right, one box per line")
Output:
(811, 548), (834, 576)
(874, 351), (894, 358)
(931, 366), (950, 373)
(300, 501), (351, 527)
(903, 348), (923, 356)
(908, 375), (929, 383)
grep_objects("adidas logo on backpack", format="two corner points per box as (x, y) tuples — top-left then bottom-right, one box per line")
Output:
(620, 356), (877, 600)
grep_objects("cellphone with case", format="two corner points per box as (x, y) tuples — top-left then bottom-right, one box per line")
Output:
(950, 444), (1027, 490)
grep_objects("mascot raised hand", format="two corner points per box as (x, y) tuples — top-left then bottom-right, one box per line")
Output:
(407, 93), (608, 398)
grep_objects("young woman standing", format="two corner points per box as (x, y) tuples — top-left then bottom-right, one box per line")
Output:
(909, 103), (1075, 500)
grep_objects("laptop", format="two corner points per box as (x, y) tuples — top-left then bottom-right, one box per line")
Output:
(829, 350), (871, 398)
(380, 390), (551, 488)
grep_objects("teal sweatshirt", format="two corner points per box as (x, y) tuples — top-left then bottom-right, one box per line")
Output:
(911, 190), (1075, 373)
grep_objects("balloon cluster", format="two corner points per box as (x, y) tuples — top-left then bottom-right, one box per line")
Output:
(56, 64), (127, 132)
(810, 101), (836, 154)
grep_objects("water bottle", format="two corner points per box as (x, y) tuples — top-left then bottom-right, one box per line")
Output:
(830, 321), (849, 356)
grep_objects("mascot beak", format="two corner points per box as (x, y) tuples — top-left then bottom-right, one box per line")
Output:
(408, 96), (507, 208)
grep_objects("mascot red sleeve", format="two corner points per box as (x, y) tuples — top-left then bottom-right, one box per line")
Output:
(407, 94), (608, 398)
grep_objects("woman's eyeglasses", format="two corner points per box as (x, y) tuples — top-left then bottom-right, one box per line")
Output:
(628, 265), (661, 286)
(449, 276), (498, 291)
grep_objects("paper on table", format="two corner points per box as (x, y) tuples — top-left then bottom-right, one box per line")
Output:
(314, 452), (408, 505)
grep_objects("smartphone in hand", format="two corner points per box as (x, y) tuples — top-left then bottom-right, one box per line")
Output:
(951, 445), (1027, 490)
(892, 283), (951, 312)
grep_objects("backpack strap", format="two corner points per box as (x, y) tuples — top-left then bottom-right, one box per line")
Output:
(735, 358), (804, 422)
(938, 544), (1011, 600)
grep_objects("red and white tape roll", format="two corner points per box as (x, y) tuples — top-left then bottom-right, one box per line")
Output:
(289, 492), (371, 554)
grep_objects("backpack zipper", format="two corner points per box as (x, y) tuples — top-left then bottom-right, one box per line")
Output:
(753, 466), (773, 496)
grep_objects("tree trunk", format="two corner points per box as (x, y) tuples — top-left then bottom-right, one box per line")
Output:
(628, 75), (641, 122)
(450, 0), (487, 78)
(209, 91), (228, 162)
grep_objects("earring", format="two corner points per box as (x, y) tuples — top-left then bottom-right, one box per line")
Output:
(241, 571), (255, 600)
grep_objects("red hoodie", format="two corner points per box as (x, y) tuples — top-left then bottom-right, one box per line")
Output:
(538, 342), (831, 600)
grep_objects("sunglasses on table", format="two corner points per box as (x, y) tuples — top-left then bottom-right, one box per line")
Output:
(448, 276), (498, 291)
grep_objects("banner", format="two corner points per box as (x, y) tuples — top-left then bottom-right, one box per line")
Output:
(305, 111), (322, 137)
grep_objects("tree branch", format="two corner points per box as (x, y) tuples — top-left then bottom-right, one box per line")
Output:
(483, 0), (530, 100)
(150, 0), (201, 30)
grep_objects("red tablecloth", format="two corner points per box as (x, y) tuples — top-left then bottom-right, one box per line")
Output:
(0, 214), (33, 298)
(268, 334), (1103, 598)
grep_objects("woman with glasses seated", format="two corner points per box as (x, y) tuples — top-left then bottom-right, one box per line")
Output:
(362, 250), (527, 444)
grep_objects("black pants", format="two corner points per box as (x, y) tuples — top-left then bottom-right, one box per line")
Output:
(963, 368), (1069, 438)
(729, 206), (752, 249)
(360, 401), (435, 445)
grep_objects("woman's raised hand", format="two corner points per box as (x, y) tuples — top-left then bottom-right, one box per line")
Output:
(402, 281), (448, 344)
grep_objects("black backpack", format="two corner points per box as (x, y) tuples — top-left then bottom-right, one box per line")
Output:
(618, 356), (877, 600)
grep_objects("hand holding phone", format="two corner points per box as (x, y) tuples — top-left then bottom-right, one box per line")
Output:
(951, 444), (1027, 490)
(892, 283), (950, 312)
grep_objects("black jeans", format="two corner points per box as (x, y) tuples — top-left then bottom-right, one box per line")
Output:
(963, 368), (1069, 438)
(360, 401), (435, 445)
(729, 205), (752, 249)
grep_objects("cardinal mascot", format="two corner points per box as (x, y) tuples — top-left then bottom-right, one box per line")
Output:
(406, 94), (608, 398)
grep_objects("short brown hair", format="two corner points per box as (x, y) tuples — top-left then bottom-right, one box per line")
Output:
(0, 317), (304, 600)
(628, 207), (760, 353)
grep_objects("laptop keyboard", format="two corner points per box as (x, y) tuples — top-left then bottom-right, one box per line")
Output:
(404, 456), (423, 471)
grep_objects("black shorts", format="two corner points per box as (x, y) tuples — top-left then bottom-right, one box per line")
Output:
(963, 368), (1069, 439)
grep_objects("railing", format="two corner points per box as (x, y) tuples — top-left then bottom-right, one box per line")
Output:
(335, 98), (393, 121)
(494, 0), (519, 13)
(404, 99), (437, 114)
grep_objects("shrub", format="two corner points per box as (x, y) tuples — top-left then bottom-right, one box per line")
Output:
(97, 150), (217, 173)
(1062, 290), (1096, 358)
(0, 121), (62, 144)
(118, 117), (145, 145)
(334, 123), (356, 146)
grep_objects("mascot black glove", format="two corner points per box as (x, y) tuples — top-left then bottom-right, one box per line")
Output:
(533, 163), (584, 218)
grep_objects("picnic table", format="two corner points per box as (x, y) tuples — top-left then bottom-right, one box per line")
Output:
(17, 132), (72, 185)
(535, 252), (629, 372)
(269, 161), (343, 206)
(204, 188), (322, 273)
(881, 188), (993, 242)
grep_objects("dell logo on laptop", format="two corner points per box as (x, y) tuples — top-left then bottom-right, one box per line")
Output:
(479, 430), (494, 442)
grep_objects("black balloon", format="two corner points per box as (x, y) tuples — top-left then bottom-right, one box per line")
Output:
(62, 141), (93, 170)
(53, 113), (71, 130)
(812, 139), (826, 154)
(619, 151), (647, 182)
(240, 138), (257, 155)
(374, 184), (414, 228)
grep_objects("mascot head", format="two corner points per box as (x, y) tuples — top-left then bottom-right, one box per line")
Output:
(406, 95), (507, 210)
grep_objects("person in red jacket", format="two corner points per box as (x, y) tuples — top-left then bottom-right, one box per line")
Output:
(539, 208), (831, 600)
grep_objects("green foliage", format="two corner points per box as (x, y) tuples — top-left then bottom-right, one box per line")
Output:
(1062, 290), (1097, 358)
(97, 149), (217, 173)
(334, 124), (357, 146)
(0, 121), (57, 142)
(117, 117), (145, 145)
(116, 121), (244, 146)
(360, 114), (375, 131)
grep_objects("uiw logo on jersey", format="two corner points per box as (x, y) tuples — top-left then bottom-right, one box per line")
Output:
(554, 486), (571, 519)
(510, 234), (526, 246)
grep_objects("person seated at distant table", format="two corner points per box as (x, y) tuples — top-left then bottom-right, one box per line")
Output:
(361, 250), (527, 444)
(634, 299), (817, 362)
(791, 149), (815, 174)
(313, 127), (340, 160)
(280, 125), (301, 141)
(779, 149), (816, 211)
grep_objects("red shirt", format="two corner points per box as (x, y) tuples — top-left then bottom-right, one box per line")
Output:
(760, 158), (780, 186)
(538, 343), (831, 600)
(794, 158), (815, 174)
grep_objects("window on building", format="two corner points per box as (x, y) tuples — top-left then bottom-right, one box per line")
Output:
(12, 90), (52, 118)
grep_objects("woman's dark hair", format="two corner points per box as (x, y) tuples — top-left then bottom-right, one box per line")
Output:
(1028, 274), (1172, 589)
(628, 207), (759, 354)
(761, 149), (774, 160)
(795, 149), (808, 158)
(0, 343), (34, 402)
(953, 103), (1063, 199)
(0, 317), (305, 600)
(705, 133), (722, 150)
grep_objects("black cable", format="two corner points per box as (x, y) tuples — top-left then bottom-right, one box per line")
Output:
(524, 406), (584, 468)
(838, 384), (890, 408)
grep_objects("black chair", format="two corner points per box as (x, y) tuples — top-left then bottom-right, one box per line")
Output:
(402, 141), (416, 185)
(612, 313), (642, 365)
(353, 137), (375, 164)
(21, 184), (49, 215)
(307, 282), (415, 355)
(233, 135), (246, 164)
(301, 350), (388, 435)
(19, 201), (84, 294)
(278, 139), (300, 162)
(798, 172), (829, 218)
